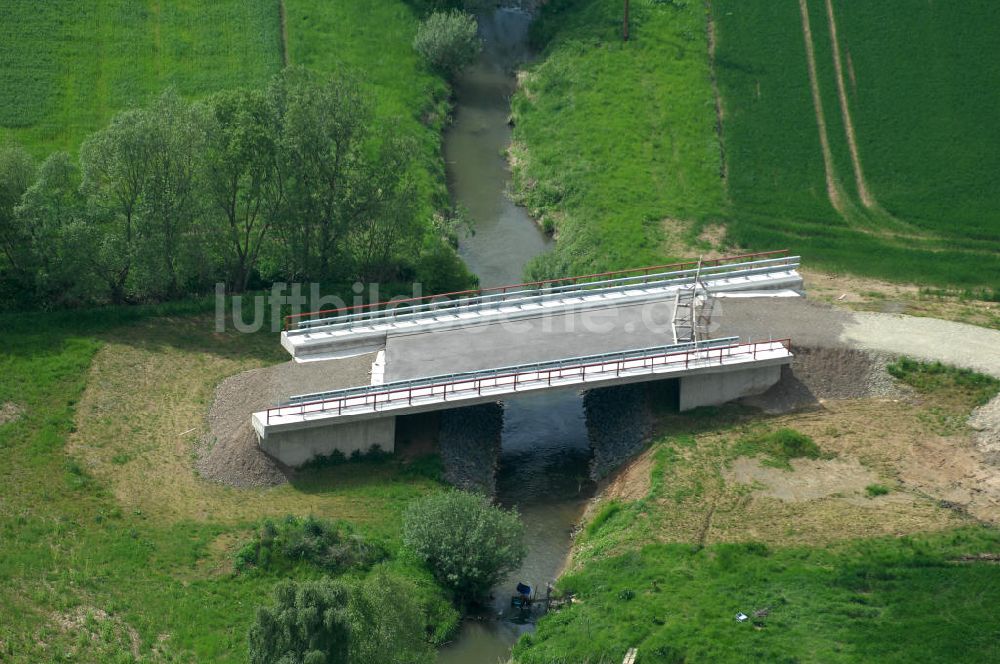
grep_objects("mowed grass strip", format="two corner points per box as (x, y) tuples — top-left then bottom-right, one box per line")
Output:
(511, 0), (726, 277)
(0, 0), (283, 156)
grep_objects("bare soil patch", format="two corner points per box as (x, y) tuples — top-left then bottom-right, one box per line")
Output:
(802, 268), (1000, 329)
(0, 401), (23, 425)
(726, 456), (886, 502)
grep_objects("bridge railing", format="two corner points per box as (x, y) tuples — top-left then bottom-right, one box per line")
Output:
(285, 337), (741, 405)
(284, 251), (798, 332)
(264, 338), (791, 424)
(285, 249), (788, 330)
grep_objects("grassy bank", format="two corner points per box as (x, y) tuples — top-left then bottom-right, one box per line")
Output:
(511, 0), (726, 278)
(512, 0), (999, 288)
(0, 305), (454, 661)
(0, 1), (282, 157)
(513, 362), (1000, 662)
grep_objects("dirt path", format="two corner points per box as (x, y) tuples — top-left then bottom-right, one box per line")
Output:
(798, 0), (845, 215)
(279, 0), (289, 67)
(704, 0), (728, 186)
(824, 0), (876, 209)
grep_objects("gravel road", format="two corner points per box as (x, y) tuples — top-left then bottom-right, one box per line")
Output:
(717, 298), (1000, 378)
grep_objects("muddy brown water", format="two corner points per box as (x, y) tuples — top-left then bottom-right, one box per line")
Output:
(436, 8), (592, 663)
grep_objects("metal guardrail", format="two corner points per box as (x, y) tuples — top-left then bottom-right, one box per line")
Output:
(284, 250), (792, 331)
(285, 337), (741, 405)
(264, 338), (792, 425)
(286, 254), (800, 334)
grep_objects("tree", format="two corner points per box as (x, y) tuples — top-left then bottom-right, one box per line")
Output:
(15, 152), (99, 303)
(204, 87), (284, 292)
(247, 574), (433, 664)
(272, 66), (370, 282)
(403, 491), (525, 605)
(80, 107), (154, 303)
(0, 144), (35, 276)
(348, 131), (421, 283)
(413, 10), (482, 79)
(249, 579), (352, 664)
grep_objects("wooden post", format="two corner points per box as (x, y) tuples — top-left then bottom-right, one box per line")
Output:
(623, 0), (630, 41)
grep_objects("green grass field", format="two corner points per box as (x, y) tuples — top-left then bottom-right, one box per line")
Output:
(511, 0), (726, 278)
(513, 0), (999, 288)
(0, 0), (452, 215)
(514, 529), (1000, 663)
(0, 303), (453, 661)
(713, 0), (1000, 287)
(0, 1), (283, 157)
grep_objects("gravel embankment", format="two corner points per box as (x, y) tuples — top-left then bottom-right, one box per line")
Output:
(198, 354), (375, 488)
(970, 396), (1000, 466)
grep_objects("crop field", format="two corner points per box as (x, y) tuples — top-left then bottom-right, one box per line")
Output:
(511, 0), (727, 278)
(0, 0), (283, 156)
(713, 0), (1000, 287)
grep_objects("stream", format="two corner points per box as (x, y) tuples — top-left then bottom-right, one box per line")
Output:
(436, 7), (594, 664)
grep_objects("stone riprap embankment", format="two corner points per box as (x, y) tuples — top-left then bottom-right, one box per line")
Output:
(585, 383), (652, 480)
(439, 402), (503, 495)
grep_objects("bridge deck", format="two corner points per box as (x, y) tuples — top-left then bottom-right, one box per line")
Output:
(252, 339), (792, 438)
(280, 253), (802, 361)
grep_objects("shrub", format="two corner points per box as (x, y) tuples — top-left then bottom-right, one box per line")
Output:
(403, 491), (525, 605)
(866, 484), (891, 498)
(413, 11), (482, 79)
(235, 515), (387, 575)
(734, 427), (822, 469)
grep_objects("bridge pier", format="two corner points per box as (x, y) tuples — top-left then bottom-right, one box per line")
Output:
(258, 417), (396, 467)
(439, 403), (503, 495)
(585, 383), (653, 480)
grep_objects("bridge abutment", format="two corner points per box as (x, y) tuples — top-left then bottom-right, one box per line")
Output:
(258, 417), (396, 467)
(678, 364), (782, 411)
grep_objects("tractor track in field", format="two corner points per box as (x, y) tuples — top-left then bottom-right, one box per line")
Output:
(704, 0), (728, 187)
(798, 0), (846, 216)
(279, 0), (289, 67)
(824, 0), (876, 209)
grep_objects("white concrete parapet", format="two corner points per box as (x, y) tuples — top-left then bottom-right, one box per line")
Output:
(253, 339), (793, 441)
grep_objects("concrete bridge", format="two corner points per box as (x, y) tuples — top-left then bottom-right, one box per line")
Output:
(281, 251), (802, 362)
(252, 251), (803, 468)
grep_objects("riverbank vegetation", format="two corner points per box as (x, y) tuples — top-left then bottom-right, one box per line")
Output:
(512, 0), (999, 288)
(513, 362), (1000, 662)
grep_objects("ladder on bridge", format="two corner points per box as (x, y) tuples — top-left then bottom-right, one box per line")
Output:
(671, 258), (715, 344)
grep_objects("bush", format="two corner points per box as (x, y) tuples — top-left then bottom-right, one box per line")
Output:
(413, 11), (482, 79)
(734, 427), (822, 469)
(866, 484), (891, 497)
(235, 515), (387, 575)
(403, 491), (525, 605)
